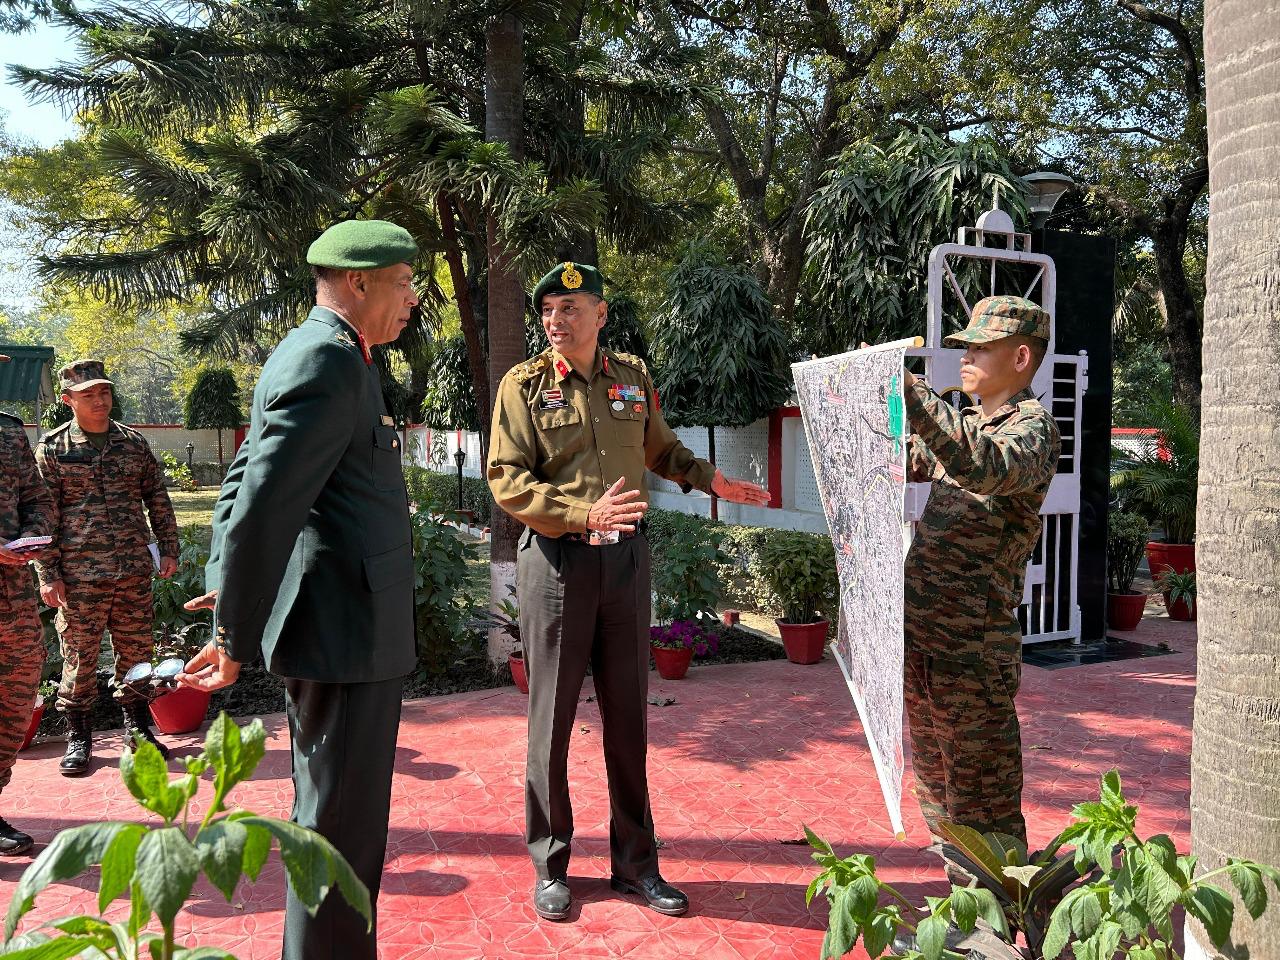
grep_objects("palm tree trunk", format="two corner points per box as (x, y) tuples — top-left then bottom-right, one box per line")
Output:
(1188, 1), (1280, 956)
(485, 12), (526, 666)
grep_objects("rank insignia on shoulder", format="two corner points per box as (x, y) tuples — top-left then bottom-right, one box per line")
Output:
(335, 331), (355, 348)
(541, 389), (569, 410)
(381, 415), (394, 426)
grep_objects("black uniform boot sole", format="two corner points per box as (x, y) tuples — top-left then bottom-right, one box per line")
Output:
(59, 762), (91, 777)
(609, 877), (689, 916)
(0, 837), (34, 856)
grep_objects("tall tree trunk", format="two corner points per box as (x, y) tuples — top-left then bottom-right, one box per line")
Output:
(1153, 183), (1207, 415)
(1187, 1), (1280, 956)
(485, 12), (526, 665)
(437, 191), (491, 437)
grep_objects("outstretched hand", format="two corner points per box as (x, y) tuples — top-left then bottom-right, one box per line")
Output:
(587, 476), (648, 533)
(711, 470), (770, 506)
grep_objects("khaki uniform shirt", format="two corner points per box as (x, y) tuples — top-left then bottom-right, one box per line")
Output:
(0, 413), (53, 604)
(488, 347), (716, 537)
(904, 383), (1061, 664)
(34, 419), (180, 585)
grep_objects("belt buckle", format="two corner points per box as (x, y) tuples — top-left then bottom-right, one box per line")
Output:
(588, 530), (620, 546)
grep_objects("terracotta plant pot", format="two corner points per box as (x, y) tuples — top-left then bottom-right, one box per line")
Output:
(149, 686), (211, 735)
(1107, 592), (1147, 631)
(1164, 593), (1197, 622)
(1146, 541), (1195, 577)
(651, 645), (693, 680)
(509, 652), (529, 695)
(777, 619), (829, 664)
(19, 704), (44, 751)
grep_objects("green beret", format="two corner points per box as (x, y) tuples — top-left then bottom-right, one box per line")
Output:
(943, 295), (1050, 347)
(532, 262), (605, 311)
(306, 219), (419, 270)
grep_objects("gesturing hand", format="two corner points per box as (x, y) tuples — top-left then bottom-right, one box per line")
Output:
(180, 639), (242, 692)
(183, 589), (217, 612)
(587, 476), (648, 533)
(711, 470), (770, 506)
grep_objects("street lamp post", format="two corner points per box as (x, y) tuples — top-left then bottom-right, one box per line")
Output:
(1024, 171), (1075, 230)
(185, 441), (195, 470)
(453, 446), (466, 512)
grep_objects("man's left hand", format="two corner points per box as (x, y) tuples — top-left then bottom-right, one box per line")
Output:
(711, 470), (770, 506)
(180, 639), (242, 692)
(158, 556), (178, 579)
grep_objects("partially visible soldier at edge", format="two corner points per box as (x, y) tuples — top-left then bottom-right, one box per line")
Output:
(901, 295), (1061, 874)
(33, 359), (180, 777)
(488, 261), (770, 922)
(0, 353), (54, 854)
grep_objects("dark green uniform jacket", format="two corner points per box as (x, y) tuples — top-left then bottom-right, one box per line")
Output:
(207, 307), (415, 682)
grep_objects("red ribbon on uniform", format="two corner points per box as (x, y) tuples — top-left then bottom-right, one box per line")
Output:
(356, 330), (372, 366)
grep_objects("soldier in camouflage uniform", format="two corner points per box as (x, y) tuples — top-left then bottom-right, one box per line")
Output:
(0, 354), (54, 854)
(33, 360), (180, 776)
(902, 296), (1061, 850)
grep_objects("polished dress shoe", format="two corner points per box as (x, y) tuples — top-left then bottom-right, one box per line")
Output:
(0, 817), (33, 856)
(532, 878), (571, 920)
(610, 874), (689, 916)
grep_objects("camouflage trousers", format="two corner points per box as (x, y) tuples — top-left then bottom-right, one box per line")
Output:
(0, 595), (45, 796)
(904, 649), (1026, 844)
(55, 574), (154, 713)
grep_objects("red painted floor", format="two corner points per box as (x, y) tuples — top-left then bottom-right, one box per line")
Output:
(1, 614), (1196, 959)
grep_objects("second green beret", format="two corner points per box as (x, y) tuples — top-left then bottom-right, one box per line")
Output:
(532, 262), (605, 310)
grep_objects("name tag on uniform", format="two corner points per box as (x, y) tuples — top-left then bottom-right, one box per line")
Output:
(540, 389), (569, 410)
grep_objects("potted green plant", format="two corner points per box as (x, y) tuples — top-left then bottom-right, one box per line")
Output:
(468, 586), (526, 693)
(649, 619), (720, 680)
(19, 680), (57, 752)
(1106, 509), (1149, 630)
(759, 532), (837, 664)
(1110, 399), (1198, 578)
(1155, 568), (1196, 622)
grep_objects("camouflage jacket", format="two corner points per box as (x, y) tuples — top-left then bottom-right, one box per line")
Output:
(0, 413), (53, 603)
(904, 383), (1060, 663)
(33, 419), (180, 585)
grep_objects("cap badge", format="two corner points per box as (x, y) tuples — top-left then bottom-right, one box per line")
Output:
(561, 262), (583, 290)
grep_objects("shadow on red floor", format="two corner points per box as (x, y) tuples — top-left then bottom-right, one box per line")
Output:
(0, 616), (1195, 959)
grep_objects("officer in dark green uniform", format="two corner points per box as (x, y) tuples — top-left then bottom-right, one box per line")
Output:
(488, 262), (769, 920)
(179, 220), (420, 960)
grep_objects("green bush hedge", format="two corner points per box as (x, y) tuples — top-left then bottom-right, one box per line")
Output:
(404, 465), (495, 527)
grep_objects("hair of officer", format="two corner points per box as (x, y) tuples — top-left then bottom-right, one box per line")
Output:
(1008, 334), (1048, 372)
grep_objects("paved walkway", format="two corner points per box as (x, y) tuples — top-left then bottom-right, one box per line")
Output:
(1, 614), (1196, 959)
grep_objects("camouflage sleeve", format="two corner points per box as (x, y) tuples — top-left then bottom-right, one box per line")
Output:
(907, 434), (936, 482)
(905, 381), (1057, 495)
(642, 374), (716, 494)
(32, 442), (63, 585)
(486, 373), (593, 536)
(139, 438), (180, 558)
(14, 428), (54, 541)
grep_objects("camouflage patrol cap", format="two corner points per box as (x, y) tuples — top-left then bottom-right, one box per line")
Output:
(59, 359), (113, 393)
(943, 295), (1050, 348)
(532, 262), (605, 311)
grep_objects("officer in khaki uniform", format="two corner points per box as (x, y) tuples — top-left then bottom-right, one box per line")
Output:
(0, 353), (53, 855)
(180, 220), (419, 960)
(34, 359), (179, 775)
(488, 262), (769, 920)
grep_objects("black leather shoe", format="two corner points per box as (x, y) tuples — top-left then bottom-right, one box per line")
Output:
(532, 878), (571, 920)
(0, 817), (33, 856)
(610, 875), (689, 916)
(59, 713), (92, 777)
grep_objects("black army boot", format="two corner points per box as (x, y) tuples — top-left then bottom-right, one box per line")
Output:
(0, 817), (33, 856)
(59, 712), (92, 777)
(122, 702), (171, 760)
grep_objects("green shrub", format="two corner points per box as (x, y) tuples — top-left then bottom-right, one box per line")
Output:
(152, 525), (210, 636)
(404, 465), (494, 527)
(759, 530), (839, 624)
(652, 524), (730, 623)
(159, 451), (198, 491)
(1107, 510), (1149, 594)
(409, 509), (484, 674)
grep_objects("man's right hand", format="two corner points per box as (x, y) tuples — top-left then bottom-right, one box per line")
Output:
(587, 476), (648, 533)
(180, 638), (242, 692)
(184, 590), (217, 612)
(40, 579), (67, 608)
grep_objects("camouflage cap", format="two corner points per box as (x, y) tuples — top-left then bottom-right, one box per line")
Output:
(59, 359), (113, 393)
(532, 262), (605, 311)
(943, 295), (1050, 348)
(306, 219), (418, 270)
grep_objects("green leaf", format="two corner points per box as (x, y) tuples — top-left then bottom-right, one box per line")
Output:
(846, 874), (879, 922)
(196, 819), (249, 900)
(823, 884), (856, 959)
(120, 741), (185, 823)
(173, 949), (239, 959)
(916, 914), (947, 960)
(1041, 900), (1072, 959)
(1002, 864), (1042, 888)
(205, 714), (267, 808)
(135, 827), (200, 926)
(951, 887), (978, 932)
(936, 822), (1014, 895)
(1100, 770), (1124, 806)
(1227, 860), (1268, 920)
(5, 822), (135, 940)
(0, 938), (104, 959)
(1184, 884), (1235, 947)
(1068, 889), (1103, 939)
(969, 887), (1011, 939)
(237, 816), (372, 926)
(98, 825), (146, 912)
(805, 825), (834, 856)
(862, 910), (898, 958)
(128, 880), (149, 940)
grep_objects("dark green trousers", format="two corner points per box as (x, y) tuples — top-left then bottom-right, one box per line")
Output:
(518, 529), (658, 882)
(282, 675), (404, 960)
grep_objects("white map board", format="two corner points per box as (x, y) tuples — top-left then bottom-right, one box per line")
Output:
(792, 344), (909, 837)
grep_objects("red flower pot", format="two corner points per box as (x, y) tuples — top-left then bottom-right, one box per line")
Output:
(1107, 592), (1147, 631)
(777, 619), (829, 664)
(509, 652), (529, 695)
(19, 704), (44, 751)
(149, 686), (211, 735)
(1146, 541), (1195, 577)
(1164, 593), (1197, 622)
(651, 645), (693, 680)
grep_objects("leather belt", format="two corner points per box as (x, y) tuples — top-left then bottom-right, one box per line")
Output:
(561, 528), (639, 546)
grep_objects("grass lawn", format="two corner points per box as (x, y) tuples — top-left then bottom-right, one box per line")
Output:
(170, 489), (220, 536)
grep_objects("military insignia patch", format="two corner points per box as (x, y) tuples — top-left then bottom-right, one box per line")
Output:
(541, 389), (569, 410)
(335, 332), (355, 348)
(561, 262), (583, 289)
(633, 403), (644, 413)
(554, 359), (570, 379)
(607, 384), (647, 403)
